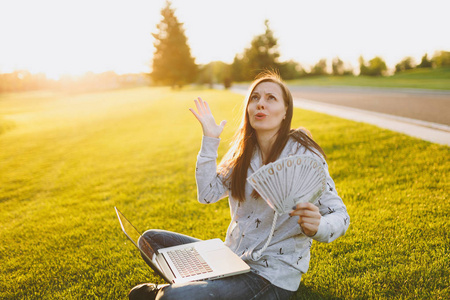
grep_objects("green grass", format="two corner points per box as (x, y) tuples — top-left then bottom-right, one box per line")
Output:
(1, 87), (449, 299)
(287, 67), (450, 90)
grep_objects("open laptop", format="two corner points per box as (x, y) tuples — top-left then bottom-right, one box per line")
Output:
(115, 207), (250, 284)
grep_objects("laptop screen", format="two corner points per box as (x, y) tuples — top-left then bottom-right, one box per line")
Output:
(115, 207), (142, 247)
(115, 207), (170, 282)
(115, 207), (158, 259)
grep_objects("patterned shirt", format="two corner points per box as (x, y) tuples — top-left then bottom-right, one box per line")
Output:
(195, 136), (350, 291)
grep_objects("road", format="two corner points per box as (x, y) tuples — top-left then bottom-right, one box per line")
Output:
(287, 86), (450, 126)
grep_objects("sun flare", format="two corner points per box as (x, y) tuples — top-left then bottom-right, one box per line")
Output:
(0, 0), (449, 79)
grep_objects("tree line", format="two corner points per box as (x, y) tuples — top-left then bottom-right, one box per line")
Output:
(151, 1), (450, 88)
(2, 0), (449, 93)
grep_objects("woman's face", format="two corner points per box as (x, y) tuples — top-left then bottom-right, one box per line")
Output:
(247, 81), (287, 137)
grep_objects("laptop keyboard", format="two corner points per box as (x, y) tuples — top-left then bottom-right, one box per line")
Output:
(166, 247), (213, 278)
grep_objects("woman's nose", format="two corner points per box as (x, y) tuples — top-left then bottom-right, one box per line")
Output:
(257, 99), (265, 109)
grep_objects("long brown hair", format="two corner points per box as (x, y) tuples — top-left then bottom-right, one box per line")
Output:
(220, 71), (326, 202)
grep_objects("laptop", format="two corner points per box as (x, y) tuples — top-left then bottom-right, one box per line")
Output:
(115, 207), (250, 284)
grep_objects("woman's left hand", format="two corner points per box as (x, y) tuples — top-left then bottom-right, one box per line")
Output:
(289, 203), (321, 237)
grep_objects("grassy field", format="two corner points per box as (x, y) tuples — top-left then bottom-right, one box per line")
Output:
(287, 67), (450, 90)
(0, 87), (448, 299)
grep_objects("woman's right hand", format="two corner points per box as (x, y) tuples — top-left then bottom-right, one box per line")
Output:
(189, 97), (227, 139)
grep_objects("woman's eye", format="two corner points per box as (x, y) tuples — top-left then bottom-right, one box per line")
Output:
(251, 95), (259, 101)
(268, 95), (276, 100)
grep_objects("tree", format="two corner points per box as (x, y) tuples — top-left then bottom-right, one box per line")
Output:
(395, 57), (415, 73)
(231, 55), (246, 82)
(332, 57), (345, 76)
(432, 50), (450, 67)
(232, 20), (280, 81)
(279, 60), (305, 80)
(358, 56), (368, 76)
(197, 61), (232, 89)
(368, 57), (387, 76)
(359, 56), (387, 76)
(151, 1), (197, 88)
(417, 53), (432, 68)
(311, 59), (328, 76)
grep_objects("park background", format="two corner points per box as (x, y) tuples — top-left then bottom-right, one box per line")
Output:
(1, 0), (449, 299)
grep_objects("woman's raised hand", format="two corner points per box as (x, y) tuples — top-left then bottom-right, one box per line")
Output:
(189, 97), (227, 139)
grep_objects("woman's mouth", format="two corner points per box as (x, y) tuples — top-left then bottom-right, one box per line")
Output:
(255, 112), (267, 120)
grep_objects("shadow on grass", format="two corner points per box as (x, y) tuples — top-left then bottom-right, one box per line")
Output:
(291, 283), (344, 300)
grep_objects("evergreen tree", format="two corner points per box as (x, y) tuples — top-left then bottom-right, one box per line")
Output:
(232, 20), (280, 81)
(151, 1), (197, 88)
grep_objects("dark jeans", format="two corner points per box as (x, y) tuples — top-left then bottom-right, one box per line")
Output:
(136, 229), (294, 300)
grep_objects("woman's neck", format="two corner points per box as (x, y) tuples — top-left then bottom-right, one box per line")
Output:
(256, 131), (278, 163)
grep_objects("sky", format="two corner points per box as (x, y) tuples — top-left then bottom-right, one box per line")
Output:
(1, 0), (449, 79)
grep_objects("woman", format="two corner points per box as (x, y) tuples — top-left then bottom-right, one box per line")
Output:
(129, 71), (350, 300)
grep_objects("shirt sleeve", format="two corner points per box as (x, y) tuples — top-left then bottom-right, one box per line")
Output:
(311, 159), (350, 243)
(195, 136), (229, 204)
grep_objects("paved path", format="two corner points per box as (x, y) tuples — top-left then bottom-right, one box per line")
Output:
(288, 86), (450, 126)
(229, 86), (450, 146)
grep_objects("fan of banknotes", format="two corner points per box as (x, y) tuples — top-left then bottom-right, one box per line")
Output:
(247, 155), (327, 215)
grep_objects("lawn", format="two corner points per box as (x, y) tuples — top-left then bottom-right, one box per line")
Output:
(287, 67), (450, 90)
(0, 87), (448, 299)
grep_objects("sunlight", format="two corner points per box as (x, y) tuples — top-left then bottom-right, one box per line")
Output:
(0, 0), (449, 77)
(0, 0), (156, 79)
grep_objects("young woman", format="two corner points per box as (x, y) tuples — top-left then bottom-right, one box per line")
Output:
(128, 71), (350, 300)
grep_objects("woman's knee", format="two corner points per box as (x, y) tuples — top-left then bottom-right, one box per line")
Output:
(144, 229), (201, 249)
(141, 229), (166, 240)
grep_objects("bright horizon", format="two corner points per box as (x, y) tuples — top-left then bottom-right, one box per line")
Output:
(1, 0), (449, 79)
